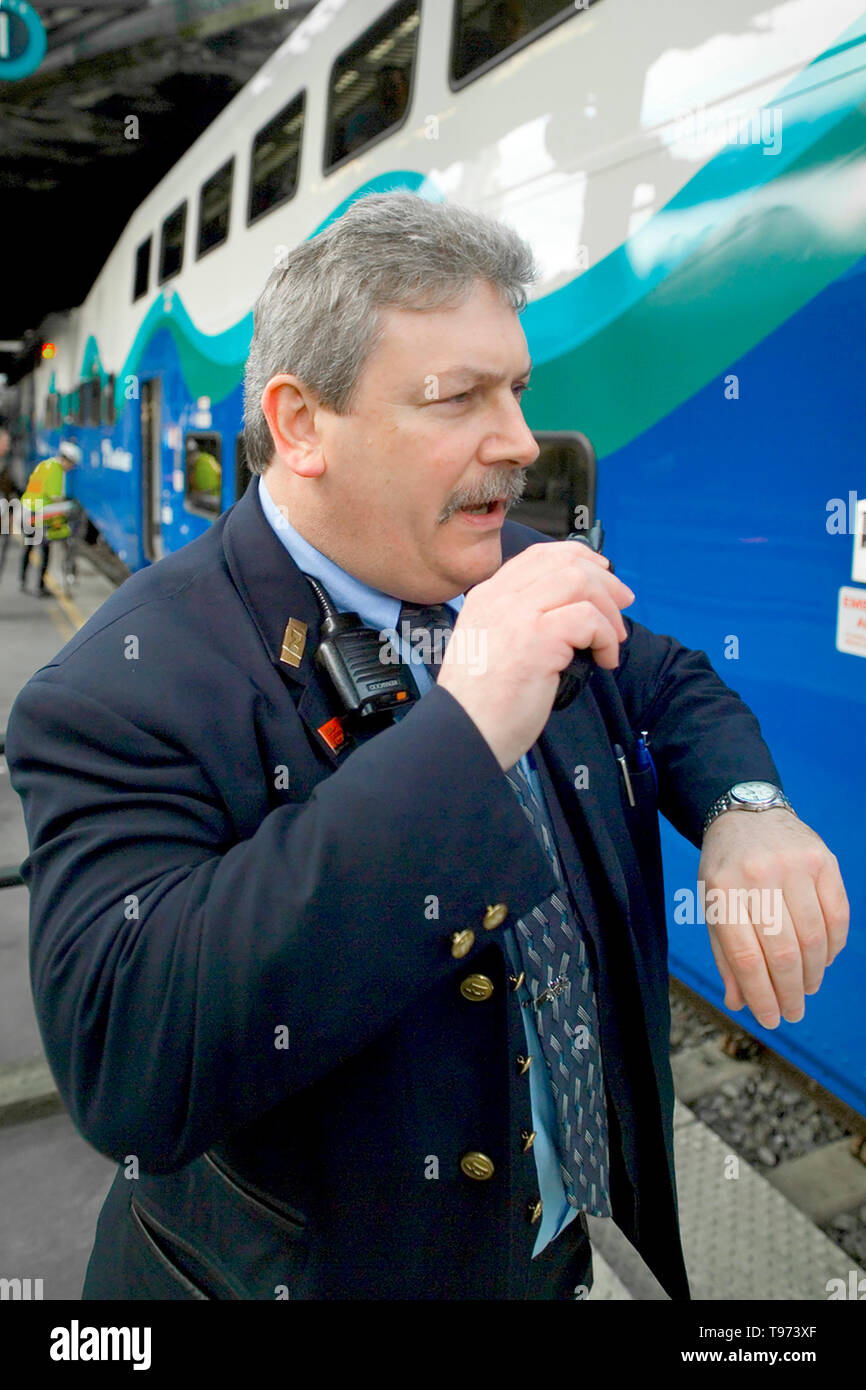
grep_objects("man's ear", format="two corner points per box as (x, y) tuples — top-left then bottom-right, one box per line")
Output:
(260, 374), (325, 478)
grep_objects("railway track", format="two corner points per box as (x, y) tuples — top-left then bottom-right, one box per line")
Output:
(669, 980), (866, 1268)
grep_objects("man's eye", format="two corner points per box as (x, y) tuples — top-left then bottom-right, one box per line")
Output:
(440, 383), (530, 405)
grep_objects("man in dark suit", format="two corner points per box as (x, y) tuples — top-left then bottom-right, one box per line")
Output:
(6, 193), (848, 1301)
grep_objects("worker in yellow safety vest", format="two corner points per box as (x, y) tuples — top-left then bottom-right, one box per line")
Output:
(186, 438), (222, 509)
(20, 440), (81, 596)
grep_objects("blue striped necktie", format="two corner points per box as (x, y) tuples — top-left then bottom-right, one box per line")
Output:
(502, 757), (612, 1216)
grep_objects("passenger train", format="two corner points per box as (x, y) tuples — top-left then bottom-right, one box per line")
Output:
(15, 0), (866, 1116)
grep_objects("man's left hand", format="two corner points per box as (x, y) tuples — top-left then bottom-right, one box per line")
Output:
(697, 810), (849, 1029)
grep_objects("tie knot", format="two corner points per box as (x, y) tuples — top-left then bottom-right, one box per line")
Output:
(399, 602), (455, 673)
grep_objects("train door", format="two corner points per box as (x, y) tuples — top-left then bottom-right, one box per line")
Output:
(140, 378), (162, 561)
(507, 432), (597, 538)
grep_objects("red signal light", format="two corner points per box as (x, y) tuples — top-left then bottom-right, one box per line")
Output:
(41, 343), (56, 360)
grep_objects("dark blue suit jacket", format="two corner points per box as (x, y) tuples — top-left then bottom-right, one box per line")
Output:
(6, 479), (781, 1300)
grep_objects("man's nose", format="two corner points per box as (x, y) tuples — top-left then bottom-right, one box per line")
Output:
(481, 390), (540, 468)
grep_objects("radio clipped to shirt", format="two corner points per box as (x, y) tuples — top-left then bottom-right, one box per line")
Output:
(305, 575), (419, 730)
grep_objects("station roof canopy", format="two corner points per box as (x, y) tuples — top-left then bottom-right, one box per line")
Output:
(0, 0), (316, 380)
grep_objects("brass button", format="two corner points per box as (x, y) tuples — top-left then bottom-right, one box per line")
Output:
(516, 1053), (532, 1076)
(527, 1198), (543, 1224)
(482, 903), (508, 930)
(460, 1151), (495, 1181)
(509, 971), (525, 992)
(450, 929), (474, 959)
(520, 1129), (536, 1154)
(459, 973), (494, 1002)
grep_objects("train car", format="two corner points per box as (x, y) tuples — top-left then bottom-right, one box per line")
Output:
(17, 0), (866, 1115)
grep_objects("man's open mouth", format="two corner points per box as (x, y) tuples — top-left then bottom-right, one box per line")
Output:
(459, 498), (506, 516)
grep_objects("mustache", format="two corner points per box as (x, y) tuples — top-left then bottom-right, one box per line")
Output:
(439, 469), (528, 523)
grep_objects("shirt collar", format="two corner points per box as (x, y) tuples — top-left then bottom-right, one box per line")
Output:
(258, 473), (464, 630)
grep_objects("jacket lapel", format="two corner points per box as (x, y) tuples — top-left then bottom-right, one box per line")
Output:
(536, 700), (631, 924)
(221, 480), (351, 770)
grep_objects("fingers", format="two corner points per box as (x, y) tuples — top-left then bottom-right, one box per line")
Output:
(710, 886), (827, 1027)
(708, 929), (745, 1011)
(541, 602), (625, 671)
(816, 853), (849, 966)
(460, 540), (635, 674)
(522, 564), (634, 648)
(780, 875), (829, 995)
(495, 540), (622, 593)
(710, 912), (789, 1029)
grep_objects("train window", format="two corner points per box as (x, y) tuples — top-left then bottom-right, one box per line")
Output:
(325, 0), (418, 172)
(197, 158), (234, 258)
(505, 432), (596, 539)
(102, 375), (116, 428)
(248, 93), (305, 226)
(158, 202), (187, 284)
(184, 431), (223, 517)
(450, 0), (585, 87)
(133, 237), (151, 301)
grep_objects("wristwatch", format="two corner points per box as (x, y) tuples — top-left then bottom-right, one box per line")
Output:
(702, 781), (796, 835)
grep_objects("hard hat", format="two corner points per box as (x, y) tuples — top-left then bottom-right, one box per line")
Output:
(59, 441), (82, 465)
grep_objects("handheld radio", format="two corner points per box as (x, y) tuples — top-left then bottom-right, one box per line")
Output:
(552, 517), (612, 711)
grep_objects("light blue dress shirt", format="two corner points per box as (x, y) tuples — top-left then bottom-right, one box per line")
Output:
(258, 474), (579, 1256)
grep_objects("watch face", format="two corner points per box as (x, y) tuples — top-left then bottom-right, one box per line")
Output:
(731, 781), (778, 805)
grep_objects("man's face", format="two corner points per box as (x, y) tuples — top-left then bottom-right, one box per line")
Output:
(310, 278), (539, 602)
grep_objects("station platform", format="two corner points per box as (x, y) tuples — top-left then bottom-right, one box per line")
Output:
(1, 536), (863, 1302)
(586, 1097), (865, 1301)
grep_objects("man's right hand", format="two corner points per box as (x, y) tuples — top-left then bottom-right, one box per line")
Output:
(437, 541), (636, 771)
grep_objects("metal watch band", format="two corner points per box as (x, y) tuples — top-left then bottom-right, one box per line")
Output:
(702, 786), (796, 836)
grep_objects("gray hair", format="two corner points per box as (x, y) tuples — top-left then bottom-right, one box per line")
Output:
(242, 191), (540, 475)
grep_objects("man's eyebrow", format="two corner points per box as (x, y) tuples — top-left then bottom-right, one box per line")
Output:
(436, 359), (533, 387)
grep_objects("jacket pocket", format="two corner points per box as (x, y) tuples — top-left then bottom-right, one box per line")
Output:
(129, 1197), (215, 1300)
(203, 1148), (307, 1238)
(132, 1148), (312, 1299)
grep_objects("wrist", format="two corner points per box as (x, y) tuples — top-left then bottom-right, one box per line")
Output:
(702, 781), (796, 836)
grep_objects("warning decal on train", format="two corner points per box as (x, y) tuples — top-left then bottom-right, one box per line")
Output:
(836, 586), (866, 658)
